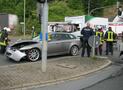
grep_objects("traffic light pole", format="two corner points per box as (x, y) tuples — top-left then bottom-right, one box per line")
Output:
(38, 0), (48, 72)
(42, 1), (48, 72)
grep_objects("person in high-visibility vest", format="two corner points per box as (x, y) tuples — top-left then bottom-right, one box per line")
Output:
(95, 26), (104, 55)
(48, 33), (52, 41)
(104, 27), (116, 55)
(31, 26), (37, 39)
(0, 27), (10, 54)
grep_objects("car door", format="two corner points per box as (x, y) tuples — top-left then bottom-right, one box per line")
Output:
(60, 34), (75, 53)
(48, 34), (64, 56)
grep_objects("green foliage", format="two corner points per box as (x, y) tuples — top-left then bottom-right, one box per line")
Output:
(82, 0), (118, 16)
(0, 0), (118, 35)
(103, 0), (117, 6)
(67, 0), (83, 10)
(49, 1), (84, 21)
(14, 25), (23, 36)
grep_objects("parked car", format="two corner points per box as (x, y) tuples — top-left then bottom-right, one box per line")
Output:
(6, 32), (81, 61)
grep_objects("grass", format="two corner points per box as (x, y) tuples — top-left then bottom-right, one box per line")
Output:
(91, 56), (98, 60)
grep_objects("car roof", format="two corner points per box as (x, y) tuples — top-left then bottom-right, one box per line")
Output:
(33, 32), (76, 41)
(50, 32), (71, 35)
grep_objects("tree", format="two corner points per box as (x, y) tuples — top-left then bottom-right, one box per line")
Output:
(0, 0), (118, 35)
(67, 0), (83, 10)
(82, 0), (117, 16)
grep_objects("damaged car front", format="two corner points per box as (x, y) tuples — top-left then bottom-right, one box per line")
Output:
(5, 40), (41, 61)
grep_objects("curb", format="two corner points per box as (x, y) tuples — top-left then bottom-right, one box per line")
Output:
(14, 59), (112, 90)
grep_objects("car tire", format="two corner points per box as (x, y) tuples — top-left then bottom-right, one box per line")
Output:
(27, 48), (41, 62)
(70, 45), (79, 56)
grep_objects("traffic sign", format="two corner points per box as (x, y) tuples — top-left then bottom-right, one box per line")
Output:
(88, 35), (100, 48)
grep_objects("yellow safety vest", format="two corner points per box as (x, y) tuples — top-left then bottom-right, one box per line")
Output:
(107, 31), (113, 41)
(0, 41), (6, 46)
(96, 31), (104, 44)
(0, 32), (2, 38)
(0, 31), (7, 46)
(48, 33), (52, 41)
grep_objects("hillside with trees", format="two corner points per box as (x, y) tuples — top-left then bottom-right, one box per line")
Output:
(0, 0), (121, 34)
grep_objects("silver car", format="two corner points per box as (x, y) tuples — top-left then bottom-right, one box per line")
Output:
(6, 32), (81, 61)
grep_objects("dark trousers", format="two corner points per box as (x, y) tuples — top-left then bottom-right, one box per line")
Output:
(95, 44), (103, 55)
(81, 40), (91, 57)
(106, 41), (113, 55)
(0, 45), (6, 54)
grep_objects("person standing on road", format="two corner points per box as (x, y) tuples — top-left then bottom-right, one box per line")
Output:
(81, 23), (94, 57)
(95, 26), (104, 55)
(105, 27), (116, 55)
(0, 27), (10, 54)
(31, 26), (37, 39)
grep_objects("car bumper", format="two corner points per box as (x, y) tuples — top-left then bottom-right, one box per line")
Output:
(5, 47), (26, 61)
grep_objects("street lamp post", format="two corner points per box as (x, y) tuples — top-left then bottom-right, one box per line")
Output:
(24, 0), (26, 38)
(117, 0), (120, 8)
(88, 0), (91, 15)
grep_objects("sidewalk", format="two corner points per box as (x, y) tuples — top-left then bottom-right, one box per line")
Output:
(0, 56), (111, 90)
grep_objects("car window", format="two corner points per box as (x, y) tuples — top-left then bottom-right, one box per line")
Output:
(61, 34), (70, 40)
(68, 34), (76, 39)
(51, 34), (62, 41)
(49, 33), (76, 41)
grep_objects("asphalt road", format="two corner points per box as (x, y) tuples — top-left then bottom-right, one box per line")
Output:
(81, 49), (123, 90)
(1, 45), (123, 90)
(82, 67), (123, 90)
(0, 53), (35, 66)
(0, 54), (17, 66)
(0, 53), (71, 66)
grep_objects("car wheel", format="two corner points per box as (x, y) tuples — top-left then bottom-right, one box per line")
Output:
(70, 45), (79, 56)
(27, 48), (41, 61)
